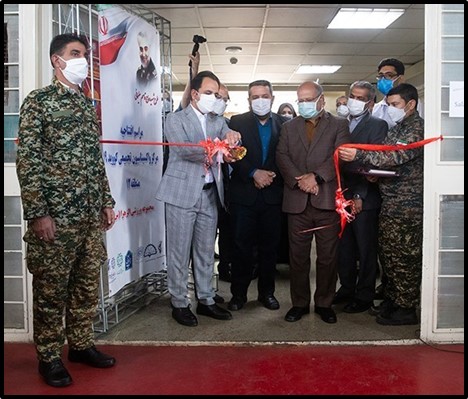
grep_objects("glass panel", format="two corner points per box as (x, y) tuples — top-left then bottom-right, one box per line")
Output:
(439, 195), (464, 249)
(4, 15), (19, 64)
(441, 113), (464, 136)
(4, 114), (19, 139)
(441, 63), (465, 85)
(4, 252), (23, 276)
(4, 277), (23, 301)
(437, 277), (464, 329)
(441, 87), (449, 111)
(442, 12), (465, 36)
(4, 196), (22, 224)
(4, 89), (19, 113)
(4, 5), (19, 12)
(439, 252), (464, 275)
(442, 4), (465, 11)
(442, 38), (464, 61)
(4, 65), (19, 88)
(440, 137), (464, 162)
(4, 140), (17, 163)
(3, 303), (25, 329)
(4, 226), (22, 250)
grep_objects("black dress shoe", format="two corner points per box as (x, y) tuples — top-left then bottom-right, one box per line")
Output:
(376, 306), (418, 326)
(343, 300), (373, 314)
(227, 296), (246, 311)
(314, 306), (337, 324)
(171, 306), (198, 327)
(39, 359), (72, 387)
(368, 299), (395, 316)
(214, 293), (225, 304)
(258, 294), (280, 310)
(68, 346), (116, 368)
(284, 306), (310, 322)
(196, 303), (232, 320)
(332, 290), (353, 305)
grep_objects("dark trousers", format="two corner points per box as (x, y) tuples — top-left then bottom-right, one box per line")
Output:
(337, 209), (379, 303)
(230, 196), (282, 298)
(288, 203), (340, 308)
(217, 206), (234, 274)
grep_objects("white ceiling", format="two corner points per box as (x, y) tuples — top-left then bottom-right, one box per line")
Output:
(141, 4), (425, 90)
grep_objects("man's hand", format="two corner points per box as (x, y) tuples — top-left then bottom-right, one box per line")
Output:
(31, 215), (56, 242)
(189, 51), (200, 76)
(295, 173), (319, 195)
(338, 147), (357, 162)
(353, 198), (363, 213)
(101, 207), (116, 231)
(224, 130), (242, 146)
(253, 169), (276, 189)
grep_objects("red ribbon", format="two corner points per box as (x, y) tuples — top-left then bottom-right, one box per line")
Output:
(101, 137), (234, 180)
(333, 135), (443, 237)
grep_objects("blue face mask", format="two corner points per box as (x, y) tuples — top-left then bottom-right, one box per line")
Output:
(298, 100), (321, 119)
(377, 78), (395, 96)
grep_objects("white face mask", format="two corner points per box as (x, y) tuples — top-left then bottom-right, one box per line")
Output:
(387, 105), (407, 124)
(347, 98), (369, 117)
(251, 98), (272, 116)
(336, 104), (350, 118)
(197, 93), (217, 114)
(58, 56), (89, 85)
(281, 113), (294, 120)
(212, 98), (228, 116)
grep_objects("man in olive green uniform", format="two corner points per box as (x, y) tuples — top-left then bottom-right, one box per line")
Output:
(339, 83), (424, 326)
(16, 34), (116, 388)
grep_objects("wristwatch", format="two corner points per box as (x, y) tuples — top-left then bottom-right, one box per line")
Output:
(353, 194), (361, 200)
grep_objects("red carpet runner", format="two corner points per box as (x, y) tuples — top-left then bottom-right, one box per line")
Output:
(3, 342), (464, 395)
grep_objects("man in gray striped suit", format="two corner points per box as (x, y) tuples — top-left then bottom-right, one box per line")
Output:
(156, 71), (241, 327)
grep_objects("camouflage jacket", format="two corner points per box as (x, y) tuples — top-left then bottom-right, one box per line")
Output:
(355, 112), (424, 220)
(16, 77), (115, 224)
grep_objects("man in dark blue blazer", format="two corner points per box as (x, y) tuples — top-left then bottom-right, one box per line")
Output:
(227, 80), (287, 312)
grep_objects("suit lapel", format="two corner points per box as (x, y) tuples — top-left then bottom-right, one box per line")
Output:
(298, 118), (309, 151)
(351, 112), (370, 137)
(308, 112), (329, 153)
(185, 106), (206, 143)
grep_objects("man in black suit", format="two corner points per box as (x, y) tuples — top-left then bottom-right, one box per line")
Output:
(227, 80), (286, 312)
(334, 81), (388, 312)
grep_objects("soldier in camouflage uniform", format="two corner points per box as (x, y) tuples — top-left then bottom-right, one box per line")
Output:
(16, 34), (116, 388)
(339, 83), (424, 326)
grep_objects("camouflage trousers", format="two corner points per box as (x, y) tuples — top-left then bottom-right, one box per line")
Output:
(24, 220), (107, 362)
(378, 213), (423, 308)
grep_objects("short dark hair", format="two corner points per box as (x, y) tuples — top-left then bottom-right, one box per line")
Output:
(387, 83), (418, 107)
(49, 33), (89, 59)
(190, 70), (220, 92)
(248, 80), (273, 97)
(377, 58), (405, 76)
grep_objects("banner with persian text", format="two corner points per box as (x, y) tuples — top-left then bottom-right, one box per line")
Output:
(98, 5), (166, 296)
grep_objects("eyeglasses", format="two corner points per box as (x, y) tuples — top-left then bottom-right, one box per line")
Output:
(376, 73), (399, 80)
(296, 94), (321, 104)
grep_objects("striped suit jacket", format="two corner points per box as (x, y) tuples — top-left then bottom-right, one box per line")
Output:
(156, 105), (231, 208)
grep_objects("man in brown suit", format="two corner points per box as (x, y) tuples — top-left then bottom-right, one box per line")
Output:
(276, 81), (350, 324)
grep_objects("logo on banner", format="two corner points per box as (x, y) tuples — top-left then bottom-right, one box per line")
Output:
(98, 16), (108, 35)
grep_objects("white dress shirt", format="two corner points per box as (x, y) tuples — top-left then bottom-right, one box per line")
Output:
(191, 104), (213, 183)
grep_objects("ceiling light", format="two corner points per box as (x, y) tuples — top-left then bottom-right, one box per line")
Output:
(296, 65), (341, 74)
(328, 8), (405, 29)
(225, 46), (243, 54)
